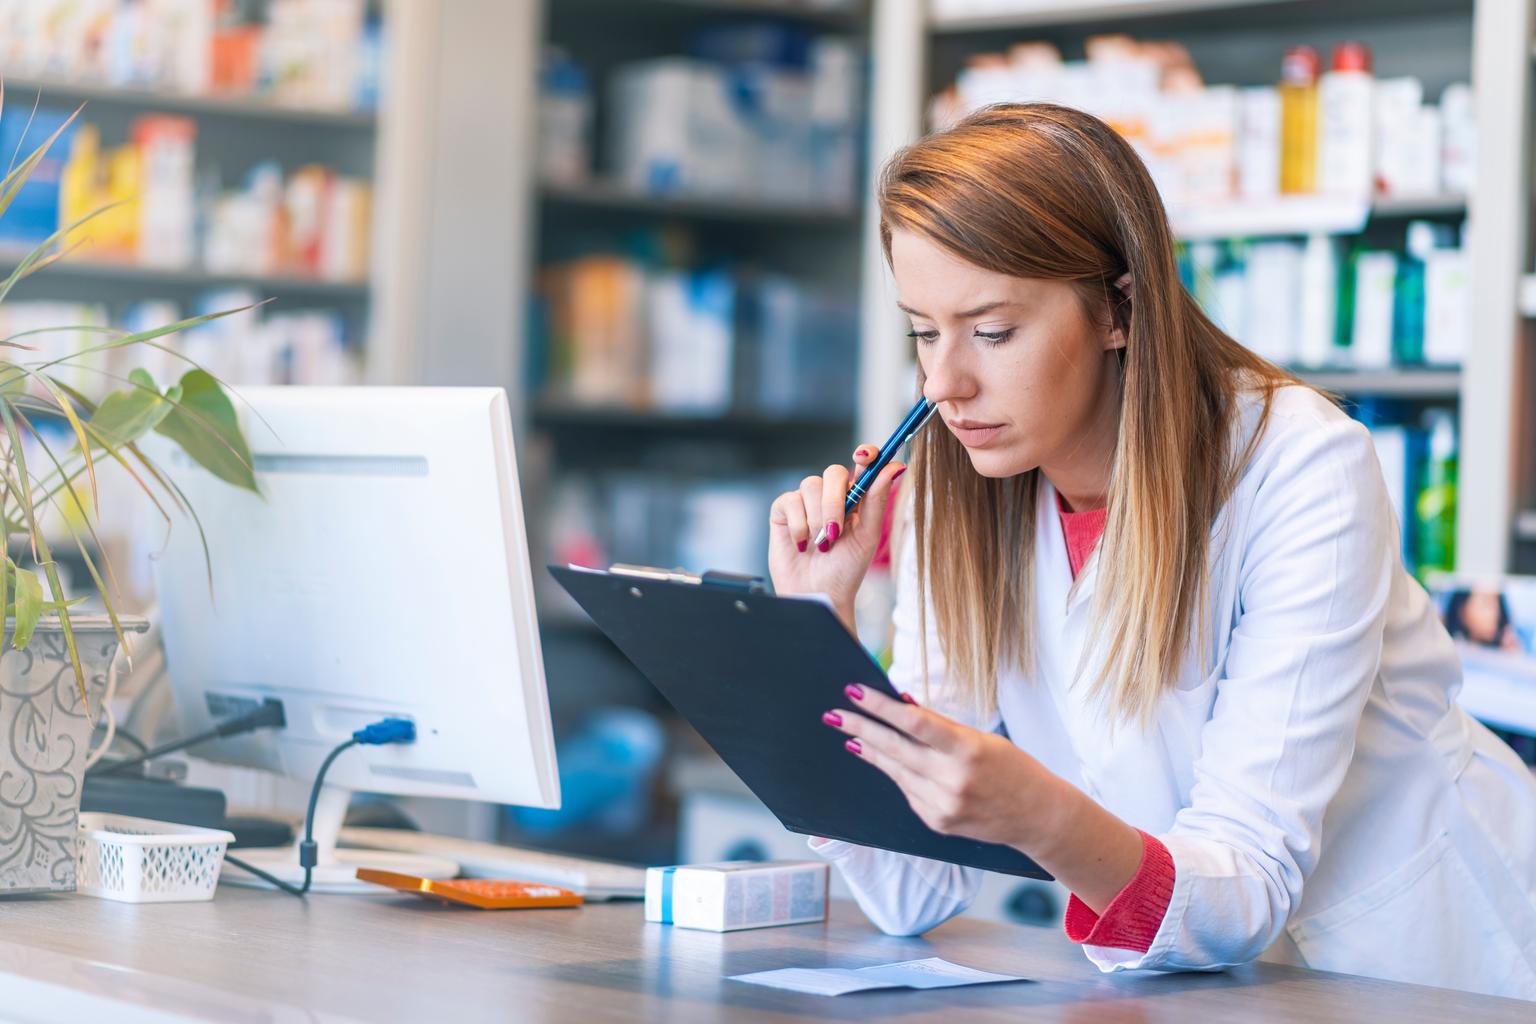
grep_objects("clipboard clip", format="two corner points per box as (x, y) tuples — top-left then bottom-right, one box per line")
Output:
(609, 563), (768, 594)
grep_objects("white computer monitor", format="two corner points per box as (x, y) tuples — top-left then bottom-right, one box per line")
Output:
(151, 386), (560, 891)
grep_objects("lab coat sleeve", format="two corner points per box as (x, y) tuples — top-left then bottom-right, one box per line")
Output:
(1084, 409), (1396, 973)
(807, 505), (999, 936)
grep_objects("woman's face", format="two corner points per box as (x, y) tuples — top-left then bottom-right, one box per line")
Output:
(890, 229), (1125, 482)
(1462, 590), (1505, 645)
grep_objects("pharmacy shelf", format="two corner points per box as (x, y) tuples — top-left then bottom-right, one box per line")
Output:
(531, 401), (854, 437)
(1171, 194), (1466, 242)
(1297, 369), (1462, 397)
(558, 0), (865, 30)
(929, 0), (1470, 33)
(2, 76), (376, 129)
(932, 0), (1289, 32)
(1457, 647), (1536, 737)
(0, 251), (369, 299)
(539, 180), (860, 227)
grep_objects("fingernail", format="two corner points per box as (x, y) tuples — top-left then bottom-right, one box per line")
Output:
(893, 465), (907, 481)
(845, 739), (863, 755)
(845, 683), (865, 701)
(826, 521), (840, 544)
(822, 710), (843, 727)
(797, 539), (808, 552)
(817, 536), (830, 553)
(900, 692), (918, 705)
(855, 447), (868, 459)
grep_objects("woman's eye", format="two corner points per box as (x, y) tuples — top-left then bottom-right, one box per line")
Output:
(906, 329), (940, 343)
(974, 329), (1015, 345)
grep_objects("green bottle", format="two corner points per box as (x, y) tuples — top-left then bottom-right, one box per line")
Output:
(1414, 410), (1457, 582)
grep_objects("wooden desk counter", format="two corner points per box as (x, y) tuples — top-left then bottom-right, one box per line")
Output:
(0, 888), (1529, 1022)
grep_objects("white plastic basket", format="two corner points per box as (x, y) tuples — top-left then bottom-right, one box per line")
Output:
(76, 813), (236, 903)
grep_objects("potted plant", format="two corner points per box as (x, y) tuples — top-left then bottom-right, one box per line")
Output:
(0, 103), (259, 894)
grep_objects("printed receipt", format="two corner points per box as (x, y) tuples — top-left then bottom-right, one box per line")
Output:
(728, 957), (1030, 996)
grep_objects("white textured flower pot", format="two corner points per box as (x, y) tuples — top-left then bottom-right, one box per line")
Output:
(0, 616), (149, 894)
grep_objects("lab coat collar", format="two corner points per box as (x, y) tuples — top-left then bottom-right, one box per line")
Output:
(1037, 476), (1100, 617)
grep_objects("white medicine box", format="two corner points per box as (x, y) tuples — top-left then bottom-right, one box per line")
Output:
(645, 861), (828, 932)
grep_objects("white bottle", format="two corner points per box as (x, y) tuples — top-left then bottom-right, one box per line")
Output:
(1318, 42), (1374, 197)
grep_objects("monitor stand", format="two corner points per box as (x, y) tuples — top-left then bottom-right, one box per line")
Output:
(219, 785), (460, 894)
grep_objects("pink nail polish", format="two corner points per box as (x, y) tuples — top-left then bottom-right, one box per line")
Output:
(893, 465), (907, 481)
(822, 710), (843, 727)
(797, 539), (808, 552)
(855, 447), (867, 459)
(845, 683), (865, 701)
(845, 739), (863, 755)
(900, 692), (918, 705)
(817, 536), (830, 553)
(826, 521), (840, 544)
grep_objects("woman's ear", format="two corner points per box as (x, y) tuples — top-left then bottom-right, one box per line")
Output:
(1106, 273), (1132, 351)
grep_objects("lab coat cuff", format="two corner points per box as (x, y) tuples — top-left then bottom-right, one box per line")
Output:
(1081, 833), (1200, 973)
(1064, 830), (1175, 953)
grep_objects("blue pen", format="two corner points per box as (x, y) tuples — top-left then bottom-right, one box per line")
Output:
(813, 397), (939, 548)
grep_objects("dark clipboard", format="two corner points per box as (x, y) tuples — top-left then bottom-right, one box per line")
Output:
(549, 564), (1051, 880)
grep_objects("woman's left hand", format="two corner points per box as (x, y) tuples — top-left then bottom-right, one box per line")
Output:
(824, 683), (1065, 854)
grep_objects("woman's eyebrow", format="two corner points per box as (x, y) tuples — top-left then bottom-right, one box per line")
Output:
(896, 300), (1014, 319)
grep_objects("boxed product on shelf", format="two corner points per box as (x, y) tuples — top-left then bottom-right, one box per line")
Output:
(539, 50), (594, 185)
(542, 469), (800, 596)
(0, 0), (381, 112)
(52, 110), (373, 280)
(934, 33), (1474, 208)
(605, 34), (860, 205)
(537, 255), (858, 418)
(133, 114), (197, 268)
(1179, 220), (1468, 370)
(0, 106), (79, 247)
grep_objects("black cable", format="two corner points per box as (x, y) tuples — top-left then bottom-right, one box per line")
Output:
(90, 700), (287, 778)
(221, 718), (414, 900)
(295, 738), (360, 895)
(209, 738), (357, 901)
(223, 852), (307, 897)
(93, 726), (148, 755)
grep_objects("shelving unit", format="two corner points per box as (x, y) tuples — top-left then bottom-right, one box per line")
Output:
(539, 179), (859, 226)
(505, 0), (872, 861)
(0, 250), (369, 299)
(1170, 194), (1465, 241)
(1297, 369), (1462, 398)
(2, 76), (377, 128)
(0, 3), (395, 386)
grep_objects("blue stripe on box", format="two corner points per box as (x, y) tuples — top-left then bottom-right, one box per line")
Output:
(659, 867), (676, 925)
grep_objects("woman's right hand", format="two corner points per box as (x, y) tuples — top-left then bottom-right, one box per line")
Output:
(768, 442), (906, 634)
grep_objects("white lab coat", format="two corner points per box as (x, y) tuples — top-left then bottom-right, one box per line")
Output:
(812, 385), (1536, 1000)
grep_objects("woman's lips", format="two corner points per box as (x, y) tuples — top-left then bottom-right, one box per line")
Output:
(950, 423), (1005, 447)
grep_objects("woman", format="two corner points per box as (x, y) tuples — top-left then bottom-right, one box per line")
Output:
(767, 104), (1536, 999)
(1444, 587), (1524, 652)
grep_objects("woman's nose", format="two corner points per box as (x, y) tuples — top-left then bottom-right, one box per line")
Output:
(921, 345), (978, 405)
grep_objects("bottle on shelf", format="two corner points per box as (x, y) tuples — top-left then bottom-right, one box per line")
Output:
(1318, 42), (1374, 198)
(1414, 409), (1458, 582)
(1278, 46), (1321, 194)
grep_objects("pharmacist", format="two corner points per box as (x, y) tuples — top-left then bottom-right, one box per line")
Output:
(767, 103), (1536, 999)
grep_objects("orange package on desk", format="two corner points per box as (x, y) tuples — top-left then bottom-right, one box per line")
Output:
(356, 869), (583, 909)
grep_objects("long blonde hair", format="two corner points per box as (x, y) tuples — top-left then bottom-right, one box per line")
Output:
(882, 103), (1298, 725)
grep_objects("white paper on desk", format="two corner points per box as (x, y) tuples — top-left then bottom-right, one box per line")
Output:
(729, 957), (1029, 996)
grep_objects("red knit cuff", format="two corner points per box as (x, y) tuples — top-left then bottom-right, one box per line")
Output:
(1063, 830), (1175, 953)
